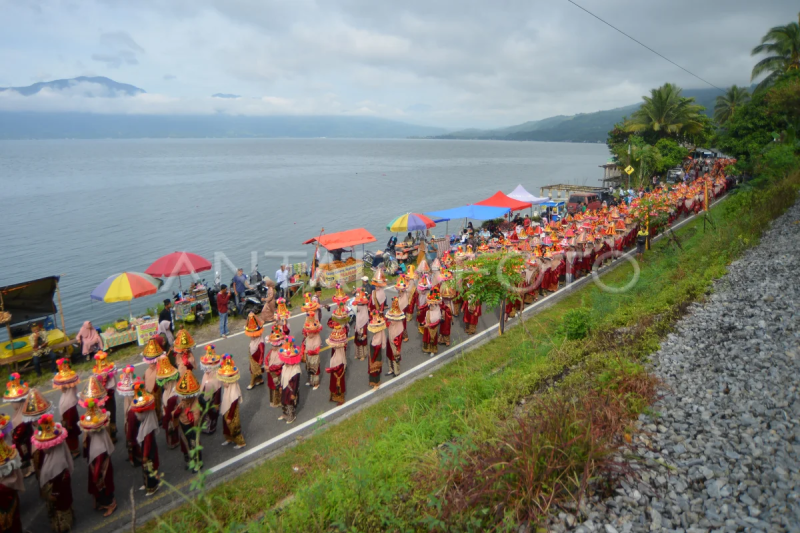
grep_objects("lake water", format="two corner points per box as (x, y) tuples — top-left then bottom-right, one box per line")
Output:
(0, 138), (609, 333)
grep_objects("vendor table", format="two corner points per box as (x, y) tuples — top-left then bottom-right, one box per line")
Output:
(101, 328), (137, 350)
(174, 294), (211, 321)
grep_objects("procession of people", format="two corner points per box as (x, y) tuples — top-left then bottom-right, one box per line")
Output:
(0, 162), (735, 531)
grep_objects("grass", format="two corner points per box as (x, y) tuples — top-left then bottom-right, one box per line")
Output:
(141, 170), (800, 533)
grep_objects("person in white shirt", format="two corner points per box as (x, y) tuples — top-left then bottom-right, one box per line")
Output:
(275, 265), (290, 299)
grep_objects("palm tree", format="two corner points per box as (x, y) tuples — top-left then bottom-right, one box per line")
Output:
(714, 85), (750, 124)
(751, 14), (800, 92)
(625, 83), (706, 139)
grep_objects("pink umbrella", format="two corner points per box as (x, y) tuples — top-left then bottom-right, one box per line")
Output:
(145, 252), (212, 277)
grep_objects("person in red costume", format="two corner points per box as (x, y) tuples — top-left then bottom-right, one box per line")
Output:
(462, 293), (482, 335)
(131, 379), (160, 496)
(244, 313), (265, 390)
(385, 298), (404, 376)
(423, 287), (442, 354)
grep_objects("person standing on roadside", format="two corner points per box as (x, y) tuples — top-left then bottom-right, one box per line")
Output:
(231, 268), (251, 315)
(275, 265), (290, 300)
(216, 285), (231, 338)
(159, 300), (174, 333)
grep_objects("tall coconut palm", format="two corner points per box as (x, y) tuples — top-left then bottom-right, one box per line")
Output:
(714, 85), (750, 124)
(751, 14), (800, 92)
(625, 83), (706, 140)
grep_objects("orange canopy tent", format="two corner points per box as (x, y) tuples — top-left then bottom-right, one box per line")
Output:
(475, 191), (532, 212)
(302, 228), (376, 251)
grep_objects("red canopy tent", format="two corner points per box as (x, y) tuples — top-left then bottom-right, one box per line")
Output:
(303, 228), (376, 250)
(475, 191), (532, 212)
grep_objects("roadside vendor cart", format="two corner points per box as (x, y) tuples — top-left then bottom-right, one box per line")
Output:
(304, 228), (376, 288)
(100, 317), (159, 350)
(0, 275), (74, 372)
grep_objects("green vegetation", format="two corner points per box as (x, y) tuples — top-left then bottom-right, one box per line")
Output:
(714, 85), (750, 125)
(625, 83), (707, 141)
(751, 14), (800, 92)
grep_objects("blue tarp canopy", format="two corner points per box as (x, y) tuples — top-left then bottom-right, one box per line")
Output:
(541, 201), (565, 207)
(425, 204), (511, 222)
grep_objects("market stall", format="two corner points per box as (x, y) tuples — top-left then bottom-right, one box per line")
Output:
(303, 228), (376, 288)
(0, 276), (73, 371)
(99, 317), (159, 350)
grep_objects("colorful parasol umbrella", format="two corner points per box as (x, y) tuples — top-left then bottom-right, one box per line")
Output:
(145, 252), (212, 278)
(387, 213), (436, 232)
(91, 272), (163, 303)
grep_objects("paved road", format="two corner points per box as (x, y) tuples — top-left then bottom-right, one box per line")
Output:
(10, 291), (505, 533)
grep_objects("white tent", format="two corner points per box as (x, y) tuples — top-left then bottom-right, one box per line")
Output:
(507, 184), (550, 205)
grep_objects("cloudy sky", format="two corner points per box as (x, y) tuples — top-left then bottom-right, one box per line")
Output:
(0, 0), (797, 129)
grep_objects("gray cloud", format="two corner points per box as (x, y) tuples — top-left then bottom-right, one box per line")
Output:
(99, 31), (145, 54)
(163, 74), (177, 81)
(1, 0), (798, 127)
(91, 31), (143, 69)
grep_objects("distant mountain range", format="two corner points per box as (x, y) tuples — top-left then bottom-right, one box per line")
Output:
(0, 76), (732, 141)
(0, 76), (145, 97)
(434, 88), (726, 143)
(0, 77), (445, 139)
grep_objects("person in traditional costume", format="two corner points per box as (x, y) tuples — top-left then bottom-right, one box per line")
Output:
(415, 274), (431, 335)
(367, 311), (386, 388)
(52, 358), (81, 458)
(116, 365), (140, 466)
(325, 324), (348, 405)
(300, 312), (323, 390)
(244, 313), (266, 390)
(173, 370), (203, 472)
(352, 288), (370, 361)
(423, 287), (442, 355)
(217, 355), (246, 448)
(405, 265), (418, 334)
(173, 328), (196, 375)
(25, 389), (54, 481)
(142, 338), (165, 420)
(462, 291), (482, 336)
(79, 399), (116, 516)
(275, 298), (291, 337)
(31, 414), (74, 532)
(266, 324), (285, 408)
(384, 298), (404, 376)
(278, 339), (302, 424)
(523, 256), (540, 304)
(131, 379), (161, 496)
(394, 275), (411, 342)
(199, 345), (221, 435)
(0, 426), (24, 533)
(155, 356), (180, 450)
(92, 350), (118, 443)
(431, 258), (443, 287)
(258, 279), (277, 324)
(439, 282), (456, 347)
(4, 375), (32, 478)
(369, 268), (388, 313)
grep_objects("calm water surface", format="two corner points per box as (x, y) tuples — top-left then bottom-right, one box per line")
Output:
(0, 138), (609, 332)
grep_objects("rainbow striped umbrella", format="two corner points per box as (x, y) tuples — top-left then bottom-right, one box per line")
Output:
(387, 212), (436, 232)
(91, 272), (163, 303)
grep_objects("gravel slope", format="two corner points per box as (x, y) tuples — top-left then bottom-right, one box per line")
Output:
(553, 200), (800, 533)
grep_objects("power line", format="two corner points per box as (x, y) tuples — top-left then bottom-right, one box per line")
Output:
(566, 0), (726, 93)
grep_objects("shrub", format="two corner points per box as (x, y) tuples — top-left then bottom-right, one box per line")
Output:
(563, 308), (592, 340)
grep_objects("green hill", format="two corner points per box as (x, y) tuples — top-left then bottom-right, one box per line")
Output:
(437, 86), (729, 143)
